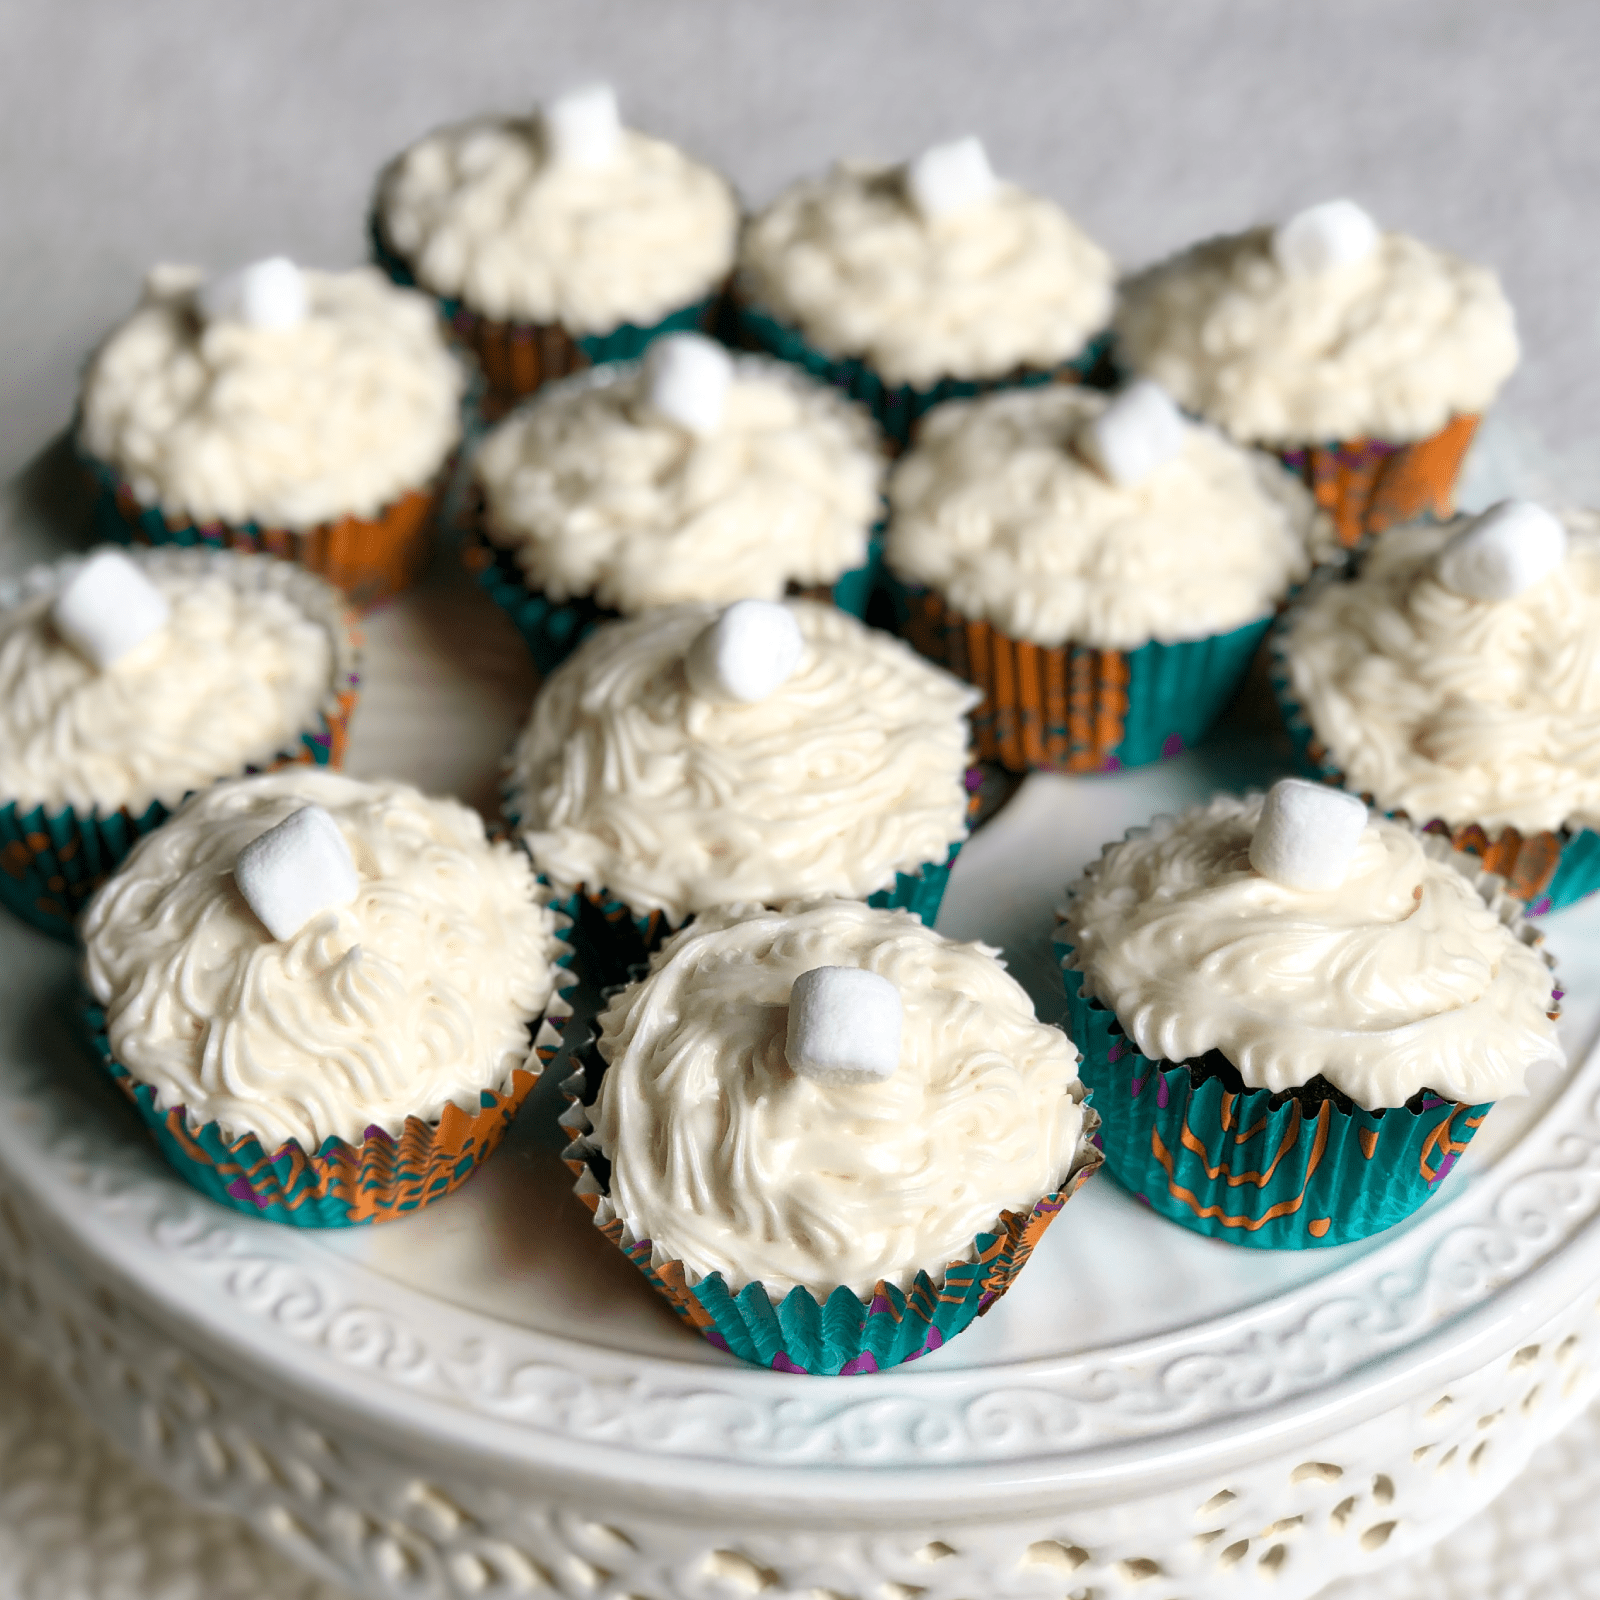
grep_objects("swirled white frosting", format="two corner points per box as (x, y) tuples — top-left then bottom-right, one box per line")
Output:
(376, 117), (738, 331)
(510, 602), (977, 922)
(475, 359), (885, 612)
(1114, 229), (1519, 446)
(1061, 795), (1563, 1107)
(592, 899), (1087, 1296)
(79, 265), (463, 529)
(82, 769), (561, 1150)
(1286, 512), (1600, 834)
(886, 385), (1332, 649)
(0, 549), (338, 815)
(737, 160), (1114, 388)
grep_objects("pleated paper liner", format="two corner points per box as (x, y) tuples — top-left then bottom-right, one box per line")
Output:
(557, 1034), (1102, 1374)
(1053, 831), (1559, 1249)
(0, 548), (361, 941)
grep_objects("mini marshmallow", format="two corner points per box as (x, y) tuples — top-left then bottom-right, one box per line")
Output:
(1076, 380), (1187, 488)
(234, 804), (360, 941)
(1434, 500), (1568, 602)
(1271, 199), (1380, 278)
(1248, 779), (1369, 893)
(644, 333), (734, 437)
(52, 551), (171, 671)
(785, 966), (903, 1088)
(198, 256), (309, 331)
(684, 600), (805, 704)
(905, 136), (999, 222)
(543, 83), (623, 168)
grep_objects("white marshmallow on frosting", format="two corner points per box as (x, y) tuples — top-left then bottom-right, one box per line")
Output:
(542, 83), (623, 168)
(684, 600), (805, 704)
(233, 804), (360, 941)
(643, 333), (733, 437)
(1248, 778), (1369, 893)
(52, 551), (171, 671)
(905, 136), (999, 222)
(1272, 200), (1380, 278)
(1435, 500), (1568, 601)
(785, 965), (903, 1087)
(198, 256), (309, 331)
(1076, 380), (1187, 487)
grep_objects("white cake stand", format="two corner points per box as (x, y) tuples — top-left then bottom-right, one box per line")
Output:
(2, 563), (1598, 1600)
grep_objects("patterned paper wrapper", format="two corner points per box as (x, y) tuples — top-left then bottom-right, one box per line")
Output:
(1053, 831), (1559, 1249)
(1267, 589), (1600, 915)
(0, 548), (361, 942)
(734, 296), (1111, 450)
(557, 1036), (1102, 1374)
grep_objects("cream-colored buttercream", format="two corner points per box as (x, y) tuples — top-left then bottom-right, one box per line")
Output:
(0, 549), (340, 816)
(738, 160), (1114, 389)
(887, 385), (1332, 649)
(1286, 512), (1600, 834)
(1114, 228), (1519, 447)
(83, 769), (561, 1150)
(510, 601), (977, 922)
(79, 265), (462, 529)
(376, 117), (738, 331)
(1061, 794), (1562, 1107)
(475, 359), (884, 612)
(592, 899), (1087, 1297)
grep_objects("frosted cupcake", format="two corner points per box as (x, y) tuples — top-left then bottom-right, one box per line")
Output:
(80, 259), (463, 606)
(373, 84), (738, 415)
(82, 769), (573, 1227)
(736, 138), (1114, 444)
(1114, 200), (1518, 548)
(560, 899), (1100, 1374)
(1056, 784), (1563, 1249)
(470, 339), (887, 674)
(506, 599), (978, 980)
(886, 381), (1332, 772)
(0, 547), (358, 940)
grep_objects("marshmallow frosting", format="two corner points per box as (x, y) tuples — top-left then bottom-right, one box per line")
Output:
(510, 601), (978, 922)
(1114, 228), (1519, 447)
(592, 899), (1088, 1297)
(376, 117), (738, 331)
(1060, 794), (1563, 1108)
(738, 160), (1114, 389)
(83, 770), (562, 1150)
(475, 359), (885, 613)
(887, 385), (1331, 649)
(79, 265), (463, 529)
(1285, 512), (1600, 835)
(0, 550), (340, 815)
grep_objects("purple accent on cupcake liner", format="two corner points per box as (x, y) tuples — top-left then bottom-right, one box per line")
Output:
(1107, 1040), (1128, 1064)
(1161, 733), (1185, 759)
(1433, 1149), (1460, 1185)
(839, 1351), (880, 1376)
(1156, 1075), (1171, 1109)
(771, 1351), (808, 1375)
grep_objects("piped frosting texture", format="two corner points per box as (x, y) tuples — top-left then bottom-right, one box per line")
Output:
(1114, 228), (1518, 446)
(738, 161), (1114, 388)
(592, 899), (1088, 1297)
(887, 385), (1331, 649)
(83, 770), (561, 1151)
(1060, 794), (1563, 1108)
(510, 601), (977, 922)
(1286, 513), (1600, 834)
(475, 359), (884, 612)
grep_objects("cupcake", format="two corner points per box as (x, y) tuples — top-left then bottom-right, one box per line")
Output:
(735, 137), (1114, 445)
(560, 898), (1101, 1374)
(1114, 199), (1518, 549)
(81, 769), (573, 1227)
(1275, 502), (1600, 914)
(885, 380), (1333, 773)
(468, 338), (888, 674)
(372, 84), (739, 416)
(80, 258), (464, 606)
(505, 599), (979, 982)
(0, 546), (358, 941)
(1055, 783), (1564, 1249)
